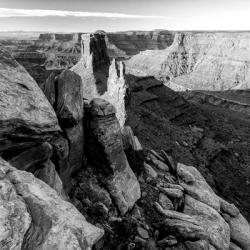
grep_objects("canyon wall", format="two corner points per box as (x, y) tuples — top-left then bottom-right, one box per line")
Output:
(36, 30), (174, 59)
(106, 30), (174, 57)
(71, 33), (127, 127)
(126, 31), (250, 91)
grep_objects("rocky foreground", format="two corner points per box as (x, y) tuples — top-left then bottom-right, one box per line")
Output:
(0, 34), (250, 250)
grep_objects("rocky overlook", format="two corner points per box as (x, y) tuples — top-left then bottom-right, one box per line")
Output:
(0, 32), (250, 250)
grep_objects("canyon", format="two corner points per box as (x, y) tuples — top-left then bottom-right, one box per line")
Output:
(0, 30), (250, 250)
(126, 31), (250, 91)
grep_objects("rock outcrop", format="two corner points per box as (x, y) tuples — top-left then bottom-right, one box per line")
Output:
(71, 33), (127, 127)
(41, 69), (85, 191)
(1, 31), (250, 250)
(0, 45), (60, 152)
(106, 30), (174, 57)
(86, 98), (141, 215)
(126, 31), (250, 91)
(0, 157), (103, 250)
(36, 30), (174, 60)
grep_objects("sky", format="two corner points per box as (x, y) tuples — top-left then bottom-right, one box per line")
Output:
(0, 0), (250, 32)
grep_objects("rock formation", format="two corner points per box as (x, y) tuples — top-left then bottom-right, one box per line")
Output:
(86, 98), (141, 215)
(0, 45), (60, 152)
(126, 31), (250, 91)
(1, 32), (250, 250)
(0, 157), (103, 250)
(71, 33), (127, 127)
(106, 30), (174, 57)
(41, 69), (85, 191)
(0, 46), (103, 249)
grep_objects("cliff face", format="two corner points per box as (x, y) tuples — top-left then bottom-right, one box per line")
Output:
(126, 32), (250, 91)
(71, 33), (127, 127)
(106, 30), (174, 57)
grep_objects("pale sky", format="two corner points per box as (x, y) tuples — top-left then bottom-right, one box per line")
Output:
(0, 0), (250, 32)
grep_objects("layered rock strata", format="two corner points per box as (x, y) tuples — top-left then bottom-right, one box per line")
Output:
(0, 45), (60, 152)
(71, 33), (127, 127)
(126, 32), (250, 91)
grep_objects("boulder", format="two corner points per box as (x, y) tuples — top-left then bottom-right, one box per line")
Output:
(149, 155), (169, 172)
(0, 157), (103, 249)
(229, 213), (250, 250)
(0, 46), (60, 152)
(159, 193), (174, 210)
(219, 198), (240, 217)
(184, 240), (211, 250)
(162, 218), (206, 241)
(86, 98), (140, 214)
(144, 162), (158, 179)
(105, 160), (141, 215)
(177, 163), (220, 211)
(159, 187), (183, 199)
(56, 70), (84, 126)
(184, 195), (230, 250)
(229, 242), (243, 250)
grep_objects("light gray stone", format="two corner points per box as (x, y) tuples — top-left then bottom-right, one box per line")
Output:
(184, 195), (230, 250)
(177, 163), (220, 211)
(0, 157), (104, 250)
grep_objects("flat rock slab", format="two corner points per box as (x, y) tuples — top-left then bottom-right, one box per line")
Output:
(0, 46), (60, 152)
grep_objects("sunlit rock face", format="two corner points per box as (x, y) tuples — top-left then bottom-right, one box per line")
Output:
(71, 33), (127, 127)
(71, 33), (110, 98)
(106, 30), (174, 57)
(126, 32), (250, 91)
(0, 157), (104, 250)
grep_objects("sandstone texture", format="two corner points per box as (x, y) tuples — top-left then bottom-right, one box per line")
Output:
(126, 32), (250, 91)
(71, 33), (127, 127)
(106, 30), (174, 57)
(0, 46), (60, 151)
(0, 157), (103, 250)
(1, 31), (250, 250)
(86, 98), (141, 215)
